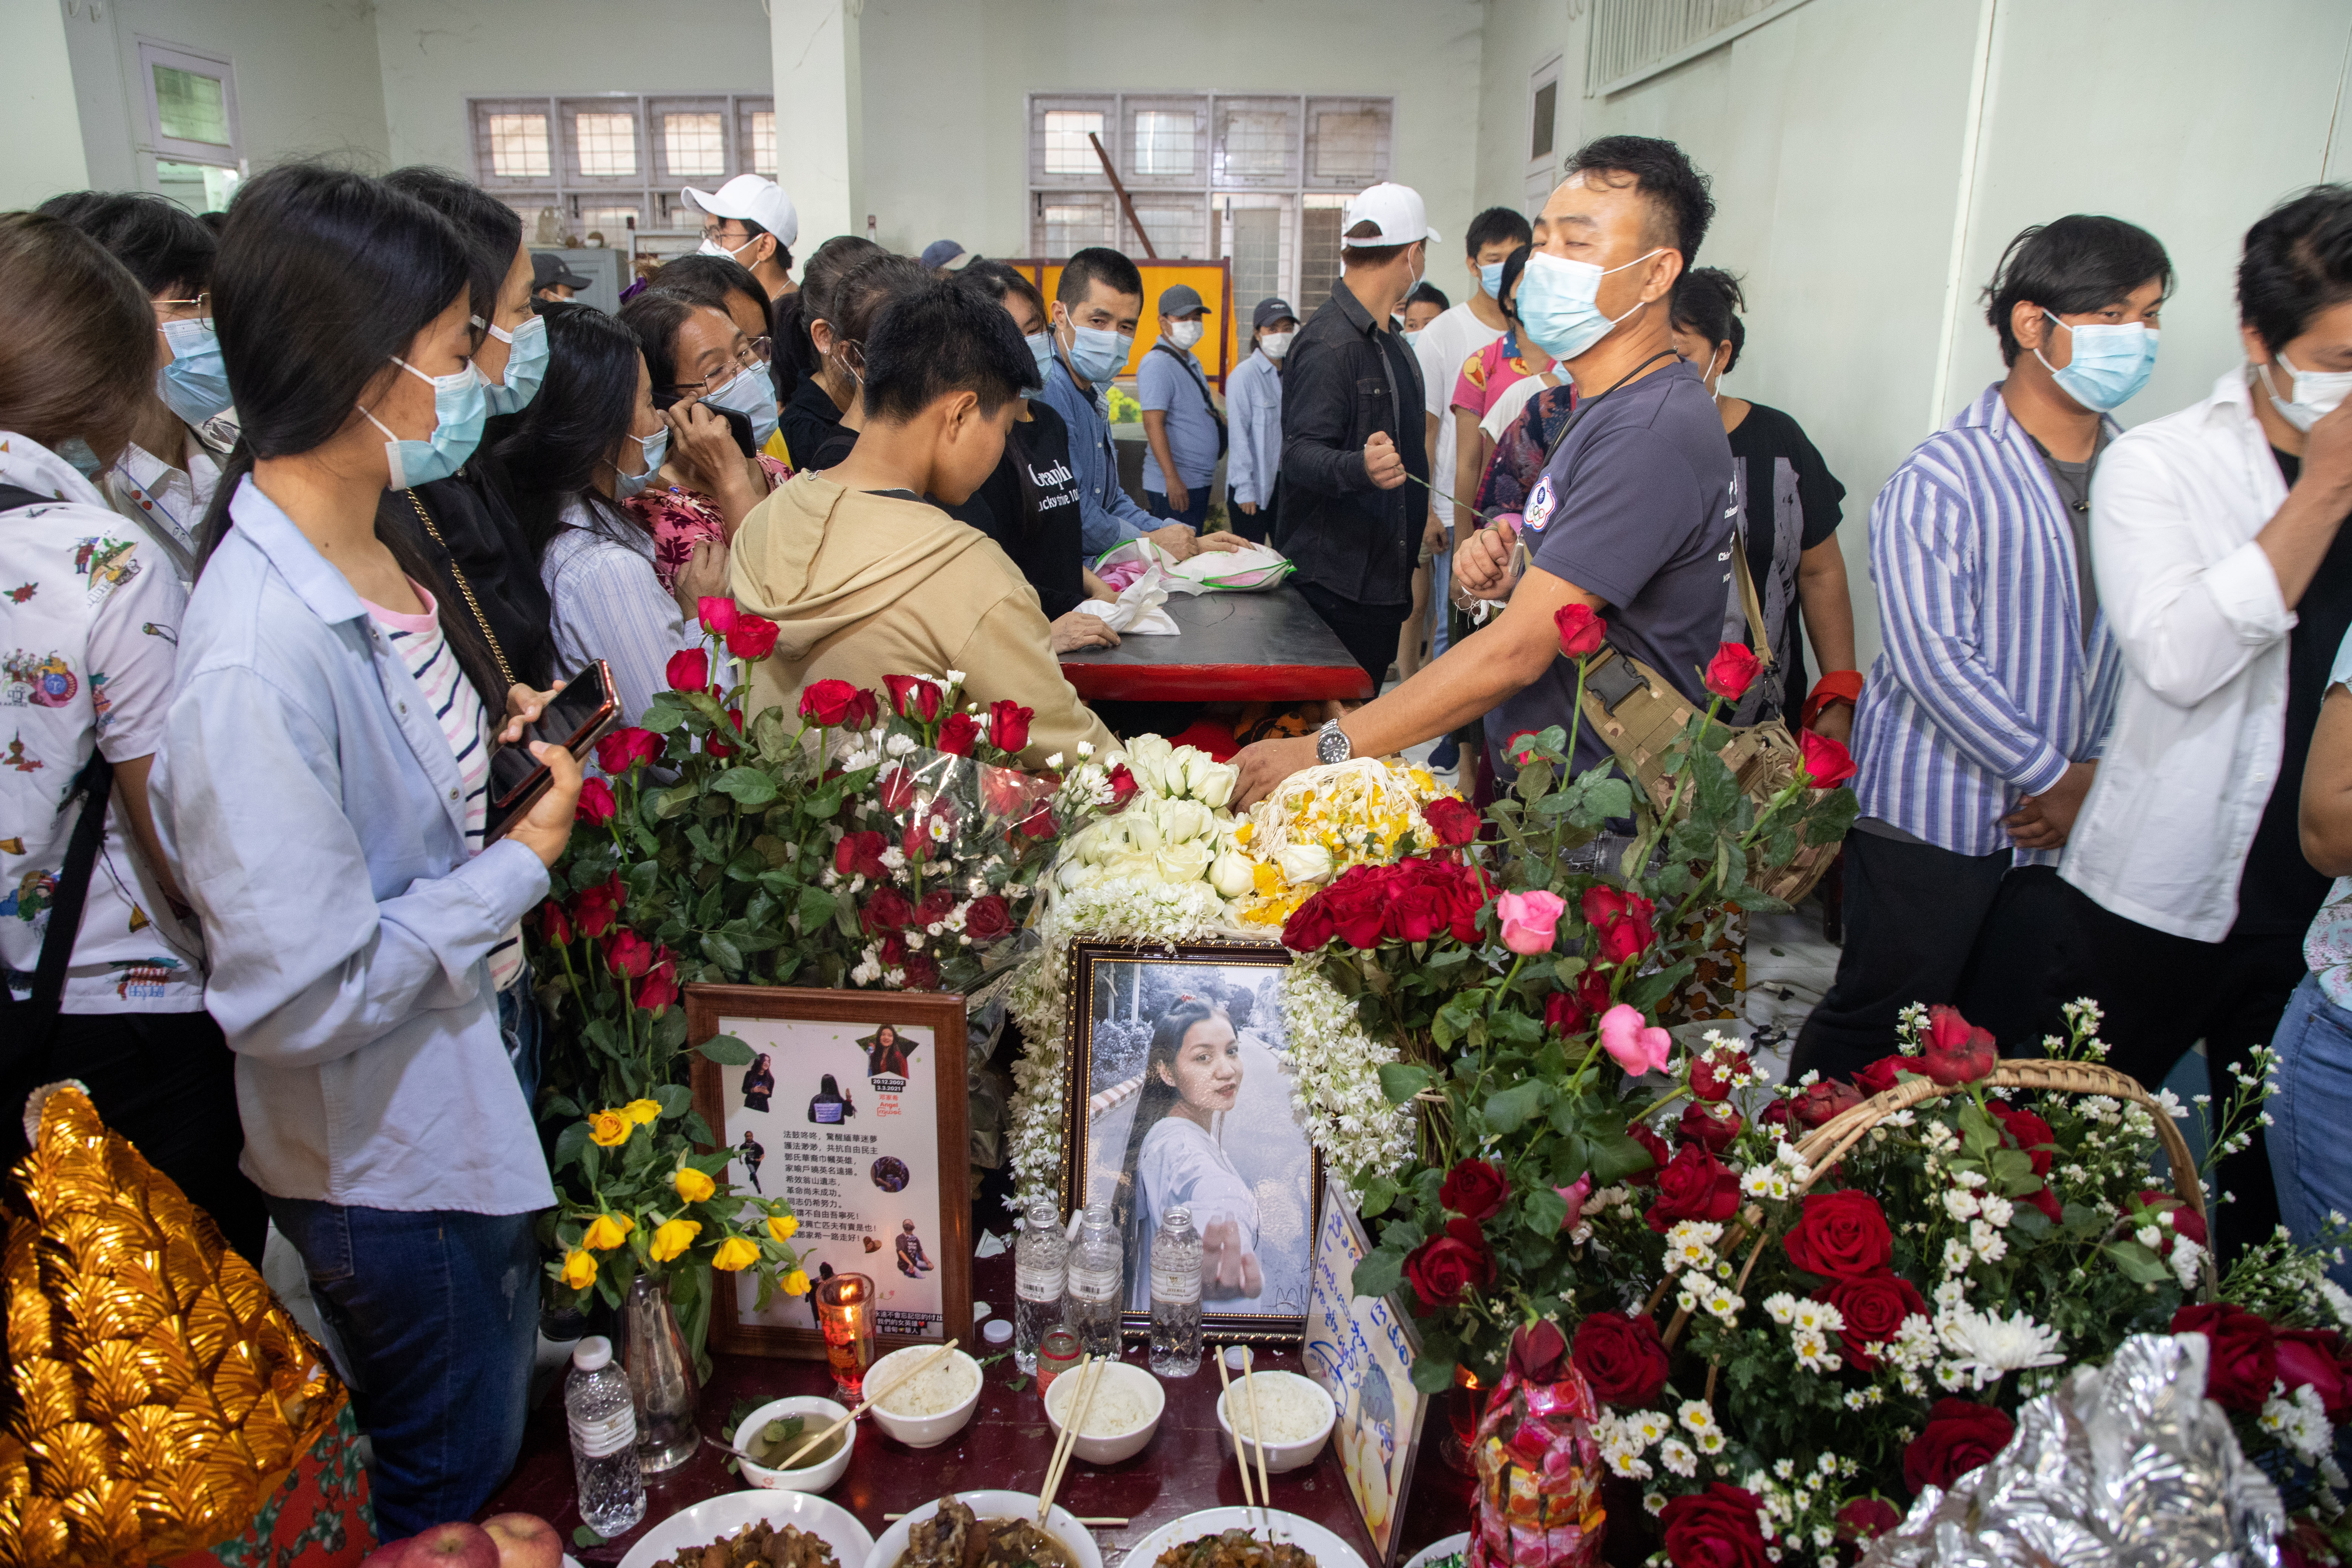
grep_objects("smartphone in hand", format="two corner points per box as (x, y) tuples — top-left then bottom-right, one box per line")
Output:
(484, 660), (619, 842)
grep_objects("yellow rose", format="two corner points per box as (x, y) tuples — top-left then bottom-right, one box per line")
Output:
(583, 1212), (633, 1251)
(561, 1249), (596, 1289)
(624, 1098), (662, 1125)
(782, 1268), (811, 1296)
(673, 1166), (717, 1204)
(650, 1219), (701, 1262)
(767, 1213), (799, 1243)
(588, 1110), (631, 1147)
(711, 1236), (760, 1272)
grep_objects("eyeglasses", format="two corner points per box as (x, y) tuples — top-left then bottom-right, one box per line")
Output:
(668, 336), (773, 395)
(701, 222), (755, 246)
(154, 292), (213, 331)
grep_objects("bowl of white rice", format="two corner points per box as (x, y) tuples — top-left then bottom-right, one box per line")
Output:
(1213, 1367), (1335, 1473)
(864, 1346), (983, 1448)
(1041, 1357), (1165, 1465)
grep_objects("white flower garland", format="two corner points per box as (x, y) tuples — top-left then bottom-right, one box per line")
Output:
(1279, 957), (1414, 1195)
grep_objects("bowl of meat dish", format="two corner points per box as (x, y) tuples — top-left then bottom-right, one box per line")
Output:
(862, 1346), (984, 1448)
(863, 1492), (1105, 1568)
(1118, 1510), (1369, 1568)
(734, 1395), (855, 1493)
(1211, 1369), (1335, 1474)
(617, 1491), (874, 1568)
(1041, 1358), (1165, 1465)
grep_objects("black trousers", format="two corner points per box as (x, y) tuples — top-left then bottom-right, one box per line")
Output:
(5, 1009), (269, 1263)
(1297, 581), (1409, 695)
(1232, 486), (1276, 545)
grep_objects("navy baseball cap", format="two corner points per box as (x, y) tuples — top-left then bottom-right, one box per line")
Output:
(1251, 297), (1297, 329)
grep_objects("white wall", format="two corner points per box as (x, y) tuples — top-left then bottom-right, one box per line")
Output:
(0, 0), (89, 209)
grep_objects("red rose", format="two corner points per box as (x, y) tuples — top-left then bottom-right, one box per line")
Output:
(916, 887), (957, 929)
(1625, 1121), (1671, 1187)
(2277, 1329), (2352, 1422)
(1835, 1498), (1900, 1546)
(635, 951), (681, 1012)
(1902, 1398), (2015, 1495)
(1920, 1004), (1997, 1086)
(666, 647), (709, 693)
(884, 674), (943, 722)
(1704, 642), (1761, 701)
(835, 830), (888, 879)
(571, 873), (625, 937)
(574, 776), (616, 825)
(902, 951), (939, 990)
(1793, 1077), (1864, 1129)
(704, 707), (744, 760)
(1403, 1217), (1496, 1310)
(1282, 894), (1335, 951)
(1815, 1272), (1929, 1370)
(1658, 1484), (1768, 1568)
(595, 726), (665, 776)
(1690, 1048), (1752, 1104)
(1440, 1159), (1509, 1221)
(877, 764), (917, 814)
(2172, 1303), (2278, 1412)
(1508, 1319), (1569, 1383)
(537, 899), (573, 945)
(1853, 1056), (1911, 1097)
(878, 933), (907, 966)
(1797, 728), (1857, 789)
(1677, 1100), (1742, 1153)
(698, 597), (741, 635)
(604, 928), (654, 980)
(1582, 886), (1657, 966)
(2131, 1189), (2207, 1250)
(964, 894), (1013, 942)
(799, 678), (861, 726)
(1568, 1311), (1671, 1409)
(847, 688), (881, 728)
(724, 614), (779, 660)
(987, 700), (1033, 755)
(1421, 795), (1481, 847)
(1645, 1144), (1739, 1232)
(1387, 879), (1452, 943)
(2281, 1520), (2334, 1568)
(1015, 802), (1057, 839)
(861, 886), (916, 934)
(1782, 1190), (1893, 1280)
(1106, 764), (1138, 808)
(937, 711), (980, 756)
(1554, 602), (1607, 658)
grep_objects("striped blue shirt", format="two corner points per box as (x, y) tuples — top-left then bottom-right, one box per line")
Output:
(1851, 383), (2122, 862)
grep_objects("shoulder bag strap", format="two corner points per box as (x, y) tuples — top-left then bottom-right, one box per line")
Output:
(2, 748), (115, 1065)
(402, 488), (517, 691)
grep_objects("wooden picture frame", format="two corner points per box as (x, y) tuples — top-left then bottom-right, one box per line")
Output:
(1305, 1187), (1431, 1567)
(1060, 939), (1321, 1344)
(688, 984), (971, 1359)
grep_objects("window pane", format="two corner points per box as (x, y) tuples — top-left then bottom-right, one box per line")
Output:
(574, 112), (638, 178)
(1130, 202), (1204, 259)
(1133, 110), (1194, 177)
(156, 160), (240, 214)
(1220, 109), (1290, 178)
(1230, 207), (1283, 313)
(488, 113), (553, 179)
(1298, 203), (1346, 316)
(663, 112), (725, 178)
(1309, 108), (1385, 186)
(573, 202), (640, 235)
(1044, 111), (1106, 176)
(1531, 82), (1558, 160)
(1043, 200), (1113, 255)
(750, 110), (778, 178)
(154, 64), (230, 147)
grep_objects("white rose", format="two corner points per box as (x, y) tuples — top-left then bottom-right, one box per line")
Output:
(1159, 799), (1213, 844)
(1277, 842), (1334, 885)
(1123, 734), (1173, 795)
(1193, 760), (1239, 808)
(1208, 851), (1256, 899)
(1125, 808), (1164, 853)
(1055, 858), (1087, 890)
(1104, 849), (1158, 879)
(1156, 840), (1214, 884)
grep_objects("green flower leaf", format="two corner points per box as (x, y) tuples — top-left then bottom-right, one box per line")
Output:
(1378, 1062), (1434, 1105)
(712, 767), (779, 808)
(698, 1033), (756, 1066)
(1352, 1245), (1407, 1299)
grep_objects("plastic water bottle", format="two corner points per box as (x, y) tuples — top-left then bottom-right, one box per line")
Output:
(1148, 1204), (1203, 1377)
(1063, 1200), (1124, 1357)
(1014, 1198), (1068, 1374)
(567, 1335), (646, 1537)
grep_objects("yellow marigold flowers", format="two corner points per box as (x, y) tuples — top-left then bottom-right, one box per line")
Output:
(588, 1110), (632, 1146)
(767, 1213), (799, 1243)
(562, 1249), (597, 1289)
(650, 1218), (701, 1262)
(624, 1098), (662, 1125)
(711, 1236), (760, 1272)
(783, 1268), (812, 1296)
(583, 1212), (633, 1251)
(673, 1166), (716, 1203)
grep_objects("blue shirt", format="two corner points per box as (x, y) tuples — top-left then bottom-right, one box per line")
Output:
(1037, 355), (1155, 556)
(1225, 351), (1282, 509)
(151, 476), (554, 1214)
(1138, 345), (1221, 494)
(1850, 383), (2122, 861)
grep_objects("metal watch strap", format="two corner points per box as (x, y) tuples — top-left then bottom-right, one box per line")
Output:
(1317, 719), (1352, 764)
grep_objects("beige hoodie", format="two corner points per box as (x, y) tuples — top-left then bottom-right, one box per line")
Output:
(729, 473), (1115, 768)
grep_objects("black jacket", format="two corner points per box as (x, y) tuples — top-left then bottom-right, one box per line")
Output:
(373, 459), (556, 693)
(1276, 276), (1428, 609)
(781, 373), (846, 472)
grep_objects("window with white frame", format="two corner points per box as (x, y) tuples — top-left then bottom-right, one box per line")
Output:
(469, 93), (777, 249)
(139, 40), (244, 214)
(1526, 55), (1564, 214)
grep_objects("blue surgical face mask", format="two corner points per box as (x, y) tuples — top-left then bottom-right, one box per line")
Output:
(360, 357), (487, 489)
(613, 425), (668, 500)
(1026, 330), (1056, 381)
(702, 363), (780, 450)
(2037, 312), (2157, 413)
(156, 318), (233, 426)
(474, 310), (549, 416)
(56, 437), (104, 478)
(1514, 247), (1664, 363)
(1479, 260), (1506, 299)
(1059, 317), (1133, 387)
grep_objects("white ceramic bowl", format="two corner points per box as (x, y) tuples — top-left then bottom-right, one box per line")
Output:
(734, 1393), (855, 1493)
(1118, 1507), (1369, 1568)
(862, 1345), (983, 1448)
(618, 1488), (873, 1568)
(1042, 1358), (1165, 1465)
(862, 1490), (1106, 1568)
(1212, 1369), (1336, 1474)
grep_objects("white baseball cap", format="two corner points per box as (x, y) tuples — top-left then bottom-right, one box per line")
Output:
(681, 174), (799, 249)
(1341, 182), (1438, 248)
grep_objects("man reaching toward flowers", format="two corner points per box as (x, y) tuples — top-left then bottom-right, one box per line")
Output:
(1231, 137), (1736, 806)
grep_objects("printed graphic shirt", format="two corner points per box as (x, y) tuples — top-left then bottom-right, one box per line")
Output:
(0, 432), (205, 1012)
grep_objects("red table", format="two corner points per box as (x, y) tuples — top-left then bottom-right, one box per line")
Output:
(1058, 589), (1374, 706)
(484, 1252), (1473, 1567)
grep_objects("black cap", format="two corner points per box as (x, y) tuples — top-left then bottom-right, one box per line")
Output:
(1252, 297), (1298, 330)
(532, 252), (592, 292)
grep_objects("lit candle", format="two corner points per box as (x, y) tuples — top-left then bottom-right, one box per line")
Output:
(815, 1272), (876, 1399)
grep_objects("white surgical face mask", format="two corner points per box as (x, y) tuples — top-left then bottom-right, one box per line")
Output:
(699, 231), (760, 263)
(1165, 319), (1205, 351)
(1259, 331), (1295, 361)
(2259, 349), (2352, 433)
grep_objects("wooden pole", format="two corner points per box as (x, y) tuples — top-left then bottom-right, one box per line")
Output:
(1089, 132), (1158, 259)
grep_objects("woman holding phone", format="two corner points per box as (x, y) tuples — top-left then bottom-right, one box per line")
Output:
(151, 164), (582, 1537)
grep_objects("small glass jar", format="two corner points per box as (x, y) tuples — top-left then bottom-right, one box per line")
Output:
(814, 1272), (876, 1400)
(1034, 1327), (1082, 1397)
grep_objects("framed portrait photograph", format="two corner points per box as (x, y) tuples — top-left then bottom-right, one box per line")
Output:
(1060, 940), (1321, 1343)
(687, 984), (971, 1358)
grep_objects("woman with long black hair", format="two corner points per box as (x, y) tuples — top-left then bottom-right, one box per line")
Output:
(1111, 996), (1262, 1310)
(151, 164), (582, 1536)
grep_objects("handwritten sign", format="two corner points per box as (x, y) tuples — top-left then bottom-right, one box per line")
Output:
(1307, 1190), (1429, 1566)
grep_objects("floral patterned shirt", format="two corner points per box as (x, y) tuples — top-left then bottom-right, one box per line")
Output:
(622, 455), (791, 592)
(2308, 623), (2352, 1009)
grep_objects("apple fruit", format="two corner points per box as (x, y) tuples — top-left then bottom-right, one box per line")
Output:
(482, 1513), (565, 1568)
(396, 1522), (501, 1568)
(360, 1545), (410, 1568)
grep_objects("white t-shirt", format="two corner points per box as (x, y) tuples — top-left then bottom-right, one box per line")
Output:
(1413, 302), (1506, 508)
(1481, 371), (1565, 447)
(1128, 1113), (1261, 1310)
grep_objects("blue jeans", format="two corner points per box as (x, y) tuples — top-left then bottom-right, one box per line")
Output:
(1146, 486), (1211, 530)
(2269, 972), (2352, 1296)
(268, 1196), (542, 1537)
(498, 960), (542, 1107)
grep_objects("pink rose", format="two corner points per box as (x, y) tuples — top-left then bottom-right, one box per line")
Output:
(1598, 1003), (1671, 1075)
(1495, 889), (1566, 955)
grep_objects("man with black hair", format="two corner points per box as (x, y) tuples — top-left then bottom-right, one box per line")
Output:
(729, 278), (1116, 768)
(1787, 214), (2171, 1087)
(531, 251), (590, 304)
(683, 174), (799, 301)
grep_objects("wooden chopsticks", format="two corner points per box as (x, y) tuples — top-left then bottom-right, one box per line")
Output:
(774, 1338), (962, 1472)
(1037, 1352), (1107, 1523)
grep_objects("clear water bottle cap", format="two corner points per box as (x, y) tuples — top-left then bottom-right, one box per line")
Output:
(983, 1317), (1015, 1345)
(572, 1334), (614, 1372)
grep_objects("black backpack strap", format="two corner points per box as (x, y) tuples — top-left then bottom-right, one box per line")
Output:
(0, 484), (54, 513)
(1, 748), (115, 1067)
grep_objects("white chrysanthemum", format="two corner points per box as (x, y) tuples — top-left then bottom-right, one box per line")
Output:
(1937, 1304), (2065, 1389)
(2135, 1224), (2163, 1250)
(1705, 1287), (1744, 1321)
(1659, 1438), (1699, 1478)
(2171, 1237), (2206, 1290)
(1978, 1194), (2014, 1227)
(1629, 1410), (1671, 1446)
(1792, 1329), (1838, 1374)
(2261, 1383), (2333, 1463)
(1742, 1165), (1778, 1198)
(1763, 1292), (1799, 1325)
(1696, 1429), (1726, 1454)
(2319, 1278), (2352, 1329)
(1933, 1279), (1967, 1312)
(1970, 1219), (2009, 1263)
(1678, 1400), (1717, 1435)
(1790, 1298), (1845, 1335)
(1943, 1187), (1980, 1222)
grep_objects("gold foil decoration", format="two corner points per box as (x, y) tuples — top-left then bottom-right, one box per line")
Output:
(0, 1083), (348, 1566)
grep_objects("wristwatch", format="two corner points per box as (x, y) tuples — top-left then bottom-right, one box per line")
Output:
(1315, 720), (1353, 765)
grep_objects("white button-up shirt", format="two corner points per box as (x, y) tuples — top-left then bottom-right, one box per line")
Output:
(2061, 367), (2298, 942)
